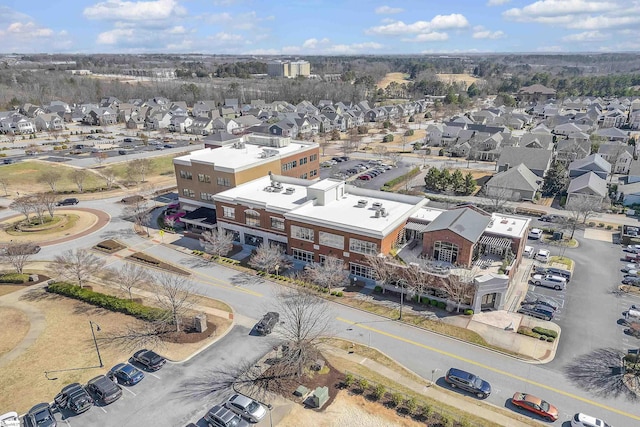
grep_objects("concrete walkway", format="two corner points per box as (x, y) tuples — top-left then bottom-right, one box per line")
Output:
(321, 345), (539, 427)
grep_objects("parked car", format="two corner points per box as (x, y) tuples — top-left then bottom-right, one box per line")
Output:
(539, 214), (564, 223)
(255, 312), (279, 335)
(118, 150), (127, 155)
(163, 144), (174, 149)
(517, 305), (554, 321)
(130, 349), (166, 371)
(26, 403), (56, 427)
(535, 249), (551, 263)
(56, 198), (79, 206)
(520, 298), (558, 312)
(622, 263), (639, 273)
(531, 274), (566, 290)
(533, 266), (571, 281)
(204, 405), (250, 427)
(511, 392), (558, 421)
(3, 158), (15, 164)
(358, 175), (371, 180)
(225, 394), (267, 422)
(108, 363), (145, 385)
(86, 375), (122, 405)
(625, 244), (640, 253)
(523, 245), (534, 258)
(0, 412), (20, 427)
(571, 412), (612, 427)
(622, 275), (640, 286)
(54, 383), (93, 414)
(528, 228), (543, 239)
(121, 195), (145, 204)
(444, 368), (491, 398)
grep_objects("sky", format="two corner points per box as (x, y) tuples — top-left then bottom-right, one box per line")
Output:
(1, 0), (639, 55)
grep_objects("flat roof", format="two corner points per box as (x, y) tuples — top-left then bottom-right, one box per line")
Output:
(214, 176), (310, 214)
(485, 213), (530, 238)
(410, 207), (445, 222)
(173, 140), (317, 172)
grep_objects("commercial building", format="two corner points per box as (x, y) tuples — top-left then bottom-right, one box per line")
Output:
(267, 60), (311, 78)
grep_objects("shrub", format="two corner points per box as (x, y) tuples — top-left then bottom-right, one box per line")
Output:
(588, 222), (596, 227)
(373, 384), (386, 401)
(374, 285), (383, 293)
(420, 296), (431, 304)
(383, 134), (394, 143)
(436, 301), (446, 309)
(532, 327), (558, 338)
(438, 148), (444, 156)
(546, 337), (555, 342)
(343, 374), (355, 388)
(598, 223), (605, 228)
(46, 282), (167, 322)
(336, 291), (344, 297)
(430, 299), (439, 307)
(606, 225), (613, 230)
(404, 397), (417, 414)
(420, 404), (432, 418)
(404, 129), (414, 136)
(463, 309), (474, 315)
(390, 392), (404, 408)
(358, 378), (369, 392)
(0, 273), (30, 283)
(539, 335), (547, 340)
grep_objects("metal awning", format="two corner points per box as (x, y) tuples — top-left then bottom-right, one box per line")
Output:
(479, 235), (512, 249)
(404, 222), (430, 233)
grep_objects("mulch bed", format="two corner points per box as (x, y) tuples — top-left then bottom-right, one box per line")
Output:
(161, 321), (218, 344)
(126, 252), (190, 275)
(93, 239), (126, 254)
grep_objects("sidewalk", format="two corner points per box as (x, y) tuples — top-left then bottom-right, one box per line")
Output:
(321, 345), (539, 427)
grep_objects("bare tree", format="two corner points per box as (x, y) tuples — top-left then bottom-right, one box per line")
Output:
(482, 184), (517, 212)
(274, 287), (333, 376)
(566, 194), (602, 226)
(30, 194), (47, 224)
(102, 168), (118, 190)
(303, 256), (348, 293)
(102, 321), (174, 353)
(564, 348), (637, 399)
(0, 176), (8, 196)
(123, 196), (151, 236)
(49, 249), (106, 288)
(70, 169), (89, 193)
(436, 270), (477, 312)
(10, 196), (35, 222)
(249, 243), (291, 274)
(152, 273), (195, 333)
(1, 242), (39, 274)
(200, 229), (234, 260)
(126, 158), (152, 184)
(340, 140), (358, 158)
(38, 192), (58, 219)
(109, 263), (152, 300)
(93, 152), (108, 167)
(373, 145), (388, 159)
(365, 253), (393, 293)
(38, 170), (63, 193)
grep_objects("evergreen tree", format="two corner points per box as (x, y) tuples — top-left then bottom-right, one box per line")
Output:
(438, 169), (451, 192)
(424, 167), (441, 191)
(450, 169), (465, 194)
(463, 172), (477, 195)
(541, 162), (568, 196)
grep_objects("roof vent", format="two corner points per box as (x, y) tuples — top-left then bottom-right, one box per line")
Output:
(264, 186), (273, 192)
(273, 182), (283, 189)
(285, 187), (295, 194)
(380, 208), (387, 217)
(357, 200), (368, 208)
(372, 202), (383, 210)
(375, 210), (381, 218)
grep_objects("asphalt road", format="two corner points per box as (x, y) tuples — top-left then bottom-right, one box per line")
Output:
(3, 197), (640, 426)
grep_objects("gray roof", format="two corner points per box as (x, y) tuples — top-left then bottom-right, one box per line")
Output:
(567, 172), (607, 197)
(424, 207), (491, 243)
(497, 147), (553, 171)
(568, 153), (612, 174)
(485, 163), (540, 192)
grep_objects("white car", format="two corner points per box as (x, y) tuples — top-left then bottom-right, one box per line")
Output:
(570, 412), (612, 427)
(0, 412), (20, 427)
(523, 245), (534, 258)
(535, 249), (551, 263)
(528, 228), (543, 239)
(622, 263), (639, 273)
(225, 394), (266, 423)
(531, 274), (566, 290)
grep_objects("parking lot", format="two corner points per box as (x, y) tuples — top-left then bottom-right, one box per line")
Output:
(319, 156), (413, 190)
(34, 325), (280, 427)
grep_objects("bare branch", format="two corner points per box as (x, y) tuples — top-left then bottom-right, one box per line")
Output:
(151, 273), (195, 333)
(249, 243), (291, 274)
(1, 242), (39, 274)
(49, 249), (106, 288)
(200, 229), (234, 259)
(38, 170), (63, 193)
(70, 169), (89, 193)
(108, 263), (152, 300)
(303, 256), (348, 293)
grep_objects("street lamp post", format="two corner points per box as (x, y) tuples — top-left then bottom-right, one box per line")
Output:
(431, 368), (439, 386)
(266, 404), (273, 427)
(89, 321), (103, 368)
(396, 280), (405, 320)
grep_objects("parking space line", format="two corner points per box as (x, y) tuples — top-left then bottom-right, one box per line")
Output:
(122, 387), (137, 396)
(62, 418), (71, 427)
(146, 372), (161, 380)
(98, 406), (107, 413)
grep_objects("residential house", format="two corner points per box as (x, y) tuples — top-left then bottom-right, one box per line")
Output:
(82, 107), (117, 126)
(568, 153), (611, 180)
(192, 101), (219, 118)
(34, 113), (64, 132)
(566, 172), (608, 206)
(594, 127), (630, 144)
(145, 111), (172, 130)
(616, 176), (640, 206)
(598, 143), (634, 174)
(518, 133), (553, 150)
(211, 118), (240, 134)
(0, 113), (36, 134)
(556, 139), (591, 165)
(188, 117), (214, 136)
(169, 115), (194, 133)
(484, 163), (541, 201)
(497, 147), (553, 178)
(234, 115), (263, 132)
(517, 84), (556, 103)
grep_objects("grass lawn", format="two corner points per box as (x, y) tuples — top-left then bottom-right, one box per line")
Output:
(550, 256), (574, 270)
(0, 162), (104, 193)
(106, 154), (176, 179)
(0, 307), (30, 358)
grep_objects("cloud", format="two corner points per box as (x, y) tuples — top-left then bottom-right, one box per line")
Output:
(7, 22), (53, 37)
(504, 0), (617, 19)
(245, 39), (383, 55)
(168, 26), (187, 34)
(375, 6), (404, 14)
(561, 30), (608, 42)
(83, 0), (186, 21)
(472, 26), (505, 39)
(96, 28), (135, 44)
(0, 7), (72, 52)
(536, 45), (563, 52)
(487, 0), (510, 5)
(401, 32), (449, 42)
(366, 13), (468, 35)
(302, 38), (330, 49)
(207, 13), (233, 24)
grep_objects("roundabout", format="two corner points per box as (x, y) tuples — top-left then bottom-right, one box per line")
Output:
(0, 208), (111, 246)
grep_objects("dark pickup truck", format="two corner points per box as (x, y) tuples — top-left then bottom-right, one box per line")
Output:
(255, 312), (279, 335)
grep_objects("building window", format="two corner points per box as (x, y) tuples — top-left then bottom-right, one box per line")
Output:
(198, 174), (211, 183)
(292, 249), (314, 263)
(222, 206), (235, 219)
(310, 169), (318, 177)
(179, 170), (192, 180)
(310, 154), (317, 161)
(349, 238), (377, 255)
(350, 262), (374, 279)
(200, 192), (214, 201)
(271, 217), (285, 230)
(319, 231), (344, 250)
(299, 157), (307, 165)
(245, 210), (260, 227)
(291, 225), (314, 242)
(182, 188), (195, 198)
(434, 241), (459, 264)
(217, 177), (231, 187)
(300, 173), (307, 179)
(282, 160), (297, 171)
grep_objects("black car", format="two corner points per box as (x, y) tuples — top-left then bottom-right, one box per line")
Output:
(86, 375), (122, 405)
(118, 149), (127, 155)
(520, 298), (558, 311)
(255, 312), (279, 335)
(130, 349), (166, 371)
(444, 368), (491, 398)
(517, 305), (554, 321)
(27, 403), (56, 427)
(54, 383), (93, 414)
(623, 276), (640, 286)
(56, 198), (79, 206)
(108, 363), (145, 385)
(163, 144), (174, 149)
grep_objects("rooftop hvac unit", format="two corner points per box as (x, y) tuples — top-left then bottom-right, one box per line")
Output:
(375, 210), (381, 218)
(372, 202), (383, 210)
(264, 186), (273, 192)
(273, 182), (283, 189)
(272, 186), (283, 192)
(380, 208), (387, 217)
(285, 187), (296, 194)
(357, 199), (368, 207)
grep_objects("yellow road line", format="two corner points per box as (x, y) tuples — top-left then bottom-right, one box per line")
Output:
(336, 317), (640, 421)
(191, 269), (263, 298)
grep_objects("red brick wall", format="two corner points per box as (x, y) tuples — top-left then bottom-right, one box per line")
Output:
(421, 230), (475, 267)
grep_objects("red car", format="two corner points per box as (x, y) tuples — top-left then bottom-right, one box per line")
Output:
(358, 174), (372, 180)
(511, 392), (558, 421)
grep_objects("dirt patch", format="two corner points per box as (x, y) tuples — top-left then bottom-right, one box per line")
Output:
(161, 321), (218, 344)
(435, 73), (478, 89)
(377, 73), (411, 89)
(0, 307), (30, 358)
(279, 390), (424, 427)
(0, 284), (31, 297)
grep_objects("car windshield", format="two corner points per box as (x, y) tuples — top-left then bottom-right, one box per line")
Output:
(246, 401), (259, 412)
(473, 377), (483, 388)
(35, 412), (52, 424)
(539, 401), (550, 412)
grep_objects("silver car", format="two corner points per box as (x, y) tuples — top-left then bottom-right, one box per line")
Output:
(225, 394), (266, 423)
(531, 274), (566, 290)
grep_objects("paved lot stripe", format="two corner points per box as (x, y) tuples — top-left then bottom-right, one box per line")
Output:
(336, 317), (640, 422)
